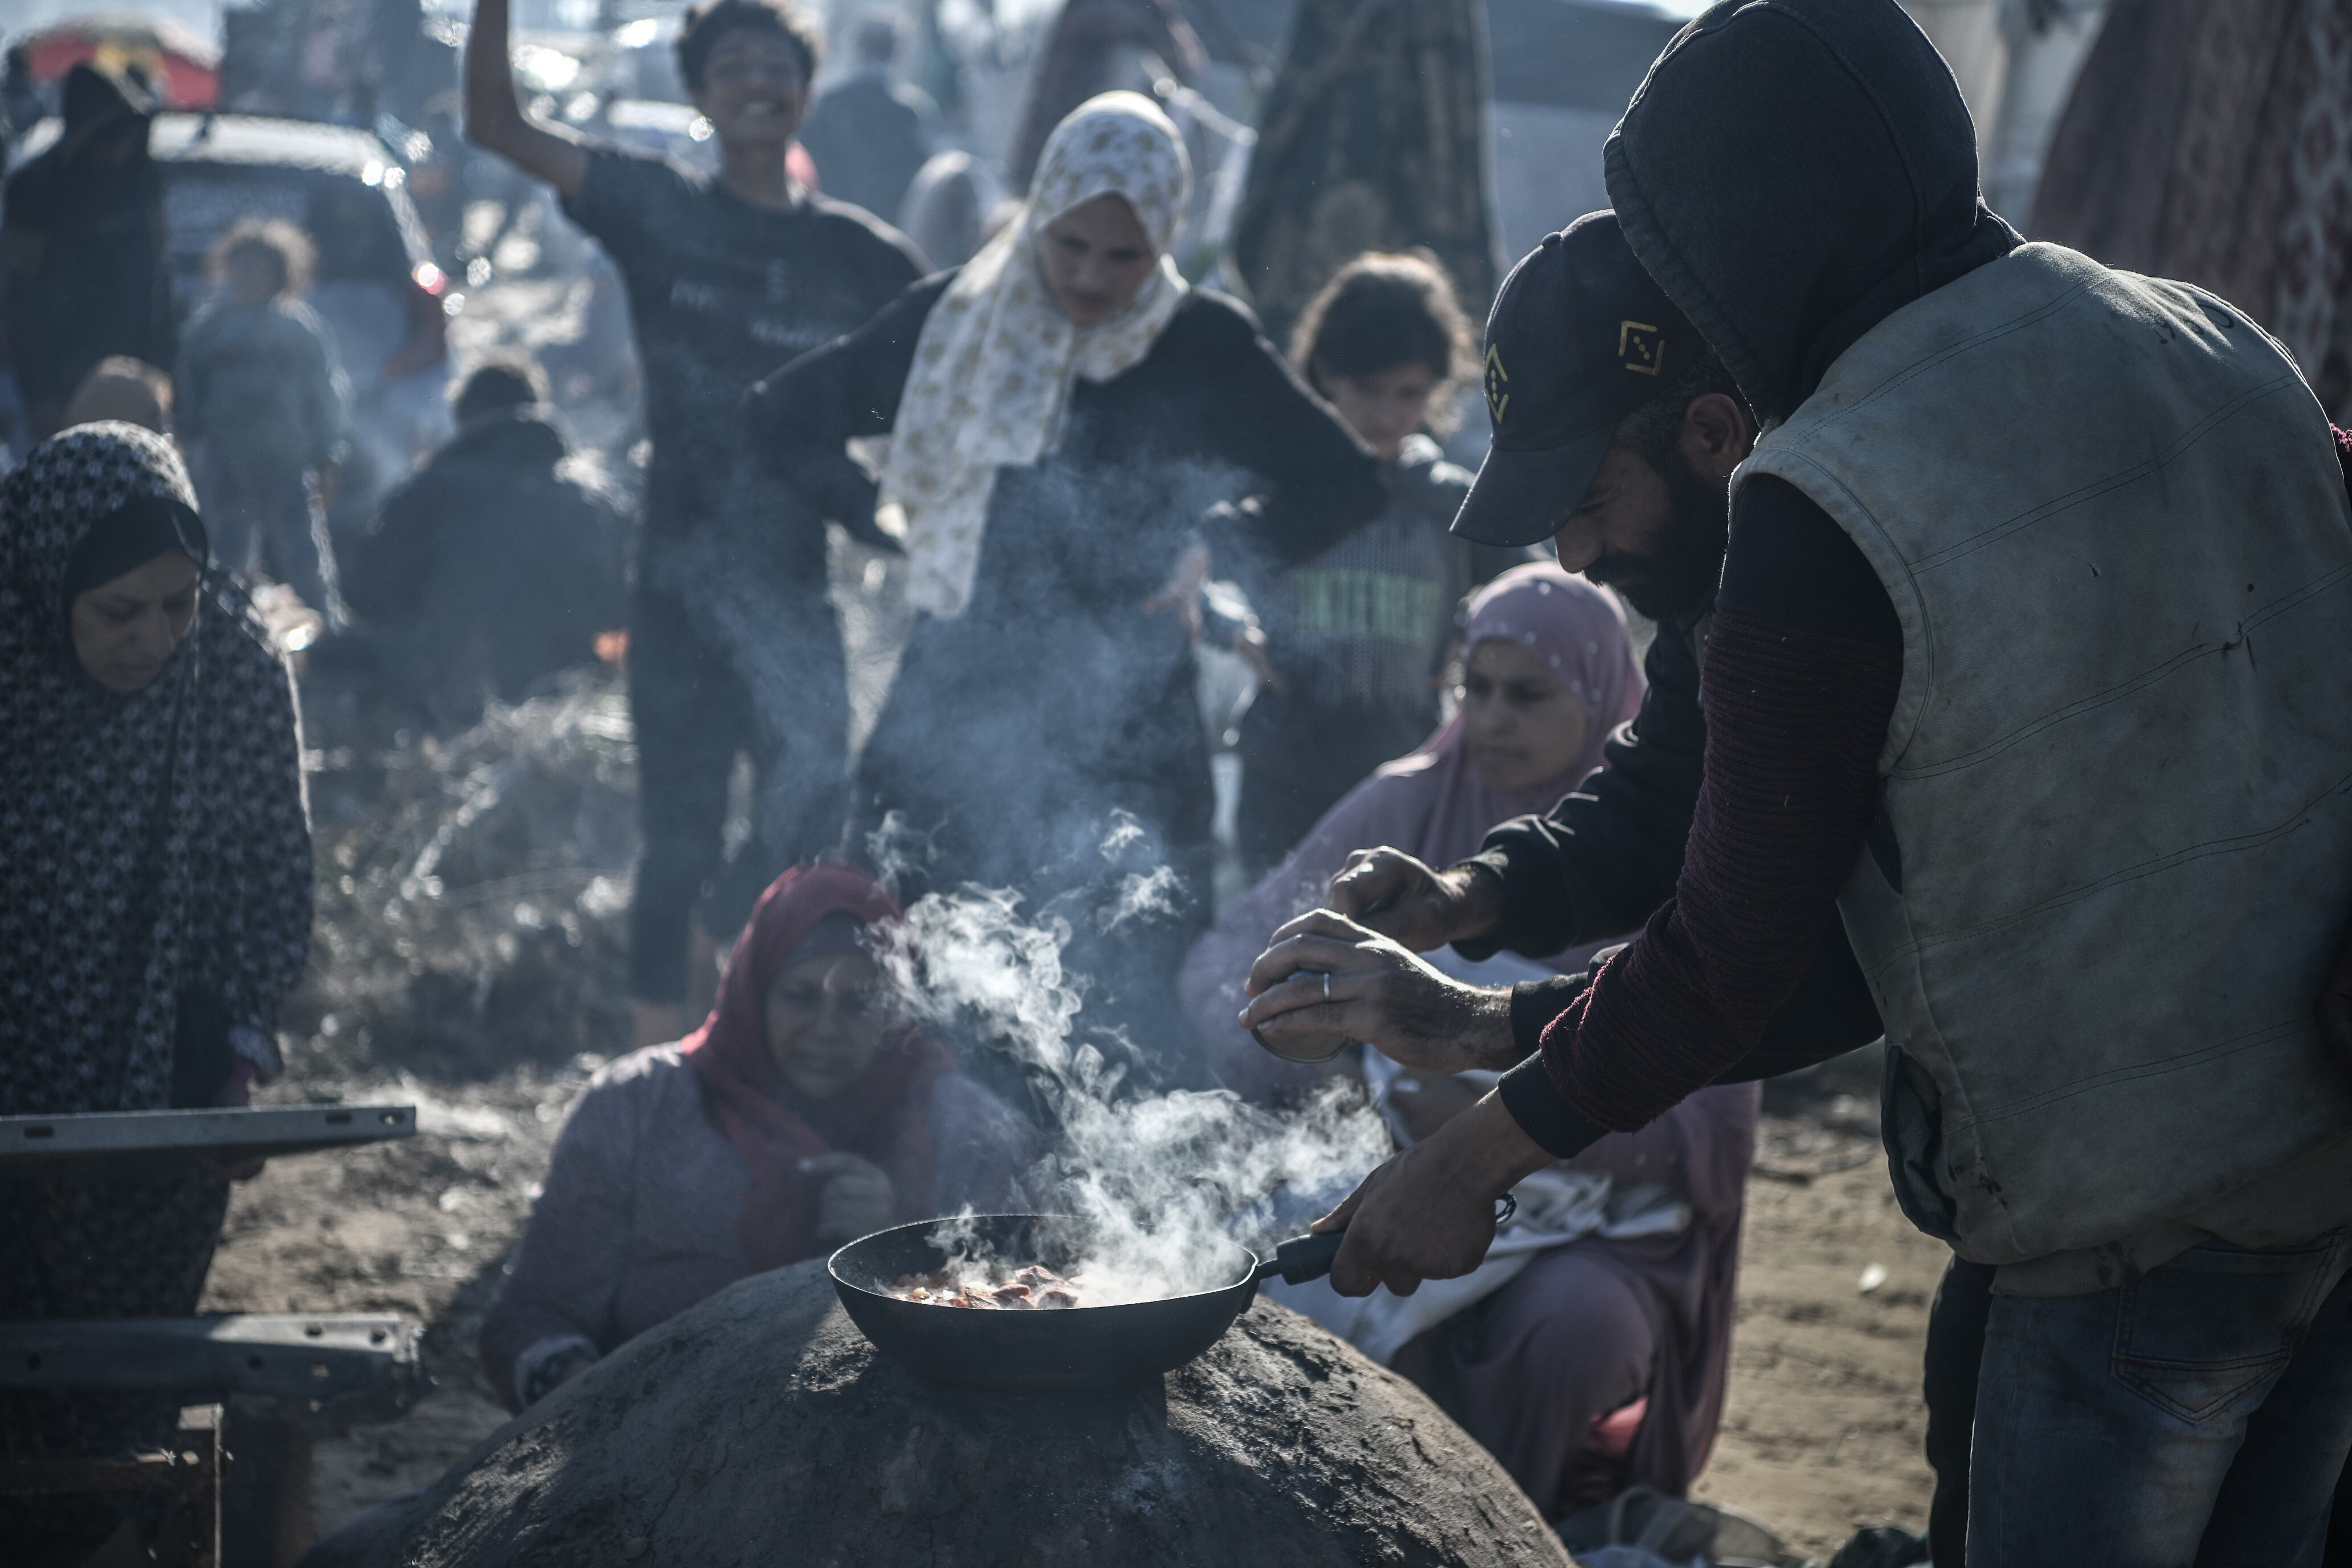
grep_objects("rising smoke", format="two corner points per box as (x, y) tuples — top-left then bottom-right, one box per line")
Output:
(868, 839), (1390, 1304)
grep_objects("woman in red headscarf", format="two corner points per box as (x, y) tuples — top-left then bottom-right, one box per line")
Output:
(479, 864), (1032, 1410)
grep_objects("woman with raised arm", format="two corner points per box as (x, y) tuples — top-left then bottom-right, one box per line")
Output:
(464, 0), (925, 1049)
(744, 92), (1384, 1083)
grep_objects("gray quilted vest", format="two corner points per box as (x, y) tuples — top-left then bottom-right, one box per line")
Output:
(1738, 243), (2352, 1267)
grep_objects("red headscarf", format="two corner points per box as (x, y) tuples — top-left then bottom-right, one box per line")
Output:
(681, 864), (959, 1271)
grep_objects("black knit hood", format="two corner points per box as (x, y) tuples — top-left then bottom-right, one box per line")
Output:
(1602, 0), (2019, 426)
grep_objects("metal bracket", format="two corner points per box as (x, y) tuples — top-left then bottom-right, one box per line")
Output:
(0, 1105), (415, 1181)
(0, 1316), (425, 1421)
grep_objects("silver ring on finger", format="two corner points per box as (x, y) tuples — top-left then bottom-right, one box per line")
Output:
(1322, 970), (1333, 1003)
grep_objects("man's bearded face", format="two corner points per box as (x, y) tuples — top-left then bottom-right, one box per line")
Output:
(1554, 441), (1730, 623)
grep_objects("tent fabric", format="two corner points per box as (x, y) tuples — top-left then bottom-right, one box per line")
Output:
(1227, 0), (1502, 349)
(2030, 0), (2352, 415)
(1006, 0), (1205, 193)
(21, 19), (221, 112)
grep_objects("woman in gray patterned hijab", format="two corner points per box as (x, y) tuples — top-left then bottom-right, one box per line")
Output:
(0, 423), (312, 1545)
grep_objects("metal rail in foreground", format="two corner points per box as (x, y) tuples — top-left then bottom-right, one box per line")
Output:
(0, 1104), (416, 1179)
(0, 1314), (425, 1420)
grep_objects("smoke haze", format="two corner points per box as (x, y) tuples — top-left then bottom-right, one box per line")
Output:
(870, 855), (1389, 1304)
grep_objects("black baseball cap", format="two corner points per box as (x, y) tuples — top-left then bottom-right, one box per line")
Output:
(1451, 211), (1710, 549)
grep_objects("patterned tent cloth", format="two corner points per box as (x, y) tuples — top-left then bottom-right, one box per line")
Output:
(2031, 0), (2352, 416)
(1227, 0), (1503, 350)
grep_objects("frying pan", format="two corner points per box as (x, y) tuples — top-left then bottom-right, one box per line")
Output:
(830, 1199), (1514, 1393)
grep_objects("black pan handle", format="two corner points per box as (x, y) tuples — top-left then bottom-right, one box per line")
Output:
(1256, 1228), (1346, 1285)
(1252, 1193), (1518, 1287)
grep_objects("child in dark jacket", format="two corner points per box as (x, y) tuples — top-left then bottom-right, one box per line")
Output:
(178, 218), (352, 623)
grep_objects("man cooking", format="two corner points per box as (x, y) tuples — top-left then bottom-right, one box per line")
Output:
(1238, 199), (1943, 1540)
(1239, 1), (2352, 1558)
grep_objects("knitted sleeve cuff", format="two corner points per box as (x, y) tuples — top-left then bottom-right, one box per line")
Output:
(1497, 1051), (1608, 1161)
(1509, 974), (1589, 1061)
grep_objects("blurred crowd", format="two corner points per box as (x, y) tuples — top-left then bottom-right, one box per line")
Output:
(9, 1), (2352, 1566)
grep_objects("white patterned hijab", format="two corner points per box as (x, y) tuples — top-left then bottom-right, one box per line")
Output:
(884, 91), (1192, 619)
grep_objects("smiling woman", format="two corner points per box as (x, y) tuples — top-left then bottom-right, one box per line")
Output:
(1181, 562), (1644, 1100)
(1181, 565), (1763, 1517)
(1456, 635), (1590, 795)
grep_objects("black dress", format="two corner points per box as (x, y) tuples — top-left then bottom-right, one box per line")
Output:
(746, 277), (1382, 1081)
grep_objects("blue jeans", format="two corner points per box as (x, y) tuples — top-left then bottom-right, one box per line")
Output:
(1969, 1232), (2352, 1566)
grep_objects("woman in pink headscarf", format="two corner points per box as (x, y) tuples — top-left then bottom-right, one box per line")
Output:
(1179, 563), (1759, 1518)
(1182, 564), (1647, 1084)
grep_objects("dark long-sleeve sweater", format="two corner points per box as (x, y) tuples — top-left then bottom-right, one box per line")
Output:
(740, 280), (1385, 845)
(745, 273), (1385, 591)
(1485, 477), (1902, 1154)
(742, 275), (1382, 1062)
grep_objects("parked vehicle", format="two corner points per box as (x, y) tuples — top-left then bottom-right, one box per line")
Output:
(7, 111), (453, 527)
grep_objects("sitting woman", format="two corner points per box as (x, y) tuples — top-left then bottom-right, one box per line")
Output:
(480, 864), (1031, 1411)
(1, 424), (312, 1560)
(1178, 564), (1759, 1518)
(745, 91), (1382, 1083)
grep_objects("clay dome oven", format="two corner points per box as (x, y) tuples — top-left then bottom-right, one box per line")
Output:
(364, 1259), (1574, 1567)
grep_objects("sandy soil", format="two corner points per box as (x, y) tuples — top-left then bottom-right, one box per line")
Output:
(1698, 1086), (1945, 1557)
(200, 1061), (1941, 1560)
(201, 1069), (570, 1532)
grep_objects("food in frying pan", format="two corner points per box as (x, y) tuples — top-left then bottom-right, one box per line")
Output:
(885, 1263), (1085, 1309)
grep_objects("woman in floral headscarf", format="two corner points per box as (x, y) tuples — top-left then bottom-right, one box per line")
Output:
(746, 91), (1382, 1081)
(0, 423), (311, 1557)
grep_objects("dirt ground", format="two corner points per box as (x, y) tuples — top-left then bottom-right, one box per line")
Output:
(1698, 1080), (1945, 1557)
(200, 1058), (1942, 1561)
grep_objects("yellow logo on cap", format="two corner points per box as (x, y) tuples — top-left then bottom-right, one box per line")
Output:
(1485, 345), (1510, 422)
(1620, 320), (1665, 376)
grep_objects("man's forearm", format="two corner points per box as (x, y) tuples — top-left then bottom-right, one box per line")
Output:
(1442, 1092), (1559, 1197)
(1419, 979), (1520, 1075)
